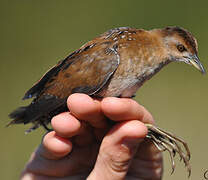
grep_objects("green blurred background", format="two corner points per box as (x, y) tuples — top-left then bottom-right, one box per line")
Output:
(0, 0), (207, 179)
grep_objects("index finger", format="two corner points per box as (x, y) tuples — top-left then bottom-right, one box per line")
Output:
(67, 93), (108, 128)
(101, 97), (154, 124)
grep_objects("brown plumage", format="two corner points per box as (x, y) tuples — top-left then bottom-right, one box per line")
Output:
(9, 26), (205, 176)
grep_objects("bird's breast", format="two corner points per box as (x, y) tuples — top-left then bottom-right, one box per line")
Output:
(98, 61), (168, 98)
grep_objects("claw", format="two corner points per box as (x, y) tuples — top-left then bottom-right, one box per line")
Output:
(162, 142), (176, 174)
(155, 126), (191, 160)
(150, 134), (176, 174)
(145, 124), (191, 177)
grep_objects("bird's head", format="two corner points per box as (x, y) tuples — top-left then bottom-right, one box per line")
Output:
(160, 26), (206, 74)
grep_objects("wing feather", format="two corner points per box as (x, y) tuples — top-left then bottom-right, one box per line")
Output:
(36, 41), (119, 99)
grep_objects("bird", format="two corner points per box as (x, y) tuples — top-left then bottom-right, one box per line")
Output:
(8, 26), (205, 176)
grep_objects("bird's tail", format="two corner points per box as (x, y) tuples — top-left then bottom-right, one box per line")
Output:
(7, 95), (67, 133)
(7, 106), (31, 126)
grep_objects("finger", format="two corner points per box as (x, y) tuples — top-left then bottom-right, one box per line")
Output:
(67, 93), (107, 128)
(128, 139), (163, 179)
(101, 97), (154, 124)
(73, 122), (95, 146)
(40, 131), (73, 160)
(52, 112), (95, 145)
(24, 139), (98, 177)
(88, 120), (148, 180)
(51, 112), (81, 138)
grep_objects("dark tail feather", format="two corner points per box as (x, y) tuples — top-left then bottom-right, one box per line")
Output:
(7, 106), (30, 126)
(8, 95), (67, 132)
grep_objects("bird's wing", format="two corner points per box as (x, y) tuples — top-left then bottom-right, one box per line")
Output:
(24, 41), (119, 100)
(23, 49), (80, 100)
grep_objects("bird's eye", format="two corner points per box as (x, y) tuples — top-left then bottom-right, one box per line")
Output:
(177, 44), (186, 52)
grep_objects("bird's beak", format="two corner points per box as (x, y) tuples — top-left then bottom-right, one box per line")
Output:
(185, 54), (206, 74)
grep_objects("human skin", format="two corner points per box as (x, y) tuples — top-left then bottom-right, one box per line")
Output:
(21, 93), (163, 180)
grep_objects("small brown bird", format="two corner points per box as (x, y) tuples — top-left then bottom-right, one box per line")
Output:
(9, 26), (205, 176)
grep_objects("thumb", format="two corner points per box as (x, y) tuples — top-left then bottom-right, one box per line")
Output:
(87, 120), (148, 180)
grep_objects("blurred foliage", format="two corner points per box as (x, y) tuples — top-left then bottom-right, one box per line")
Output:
(0, 0), (207, 179)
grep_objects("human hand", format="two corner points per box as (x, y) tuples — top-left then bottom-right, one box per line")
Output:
(21, 93), (163, 180)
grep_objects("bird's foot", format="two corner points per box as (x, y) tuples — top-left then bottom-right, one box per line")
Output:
(145, 124), (191, 177)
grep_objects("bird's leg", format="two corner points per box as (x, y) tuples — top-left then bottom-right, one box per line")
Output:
(25, 123), (40, 134)
(41, 121), (53, 132)
(145, 124), (191, 177)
